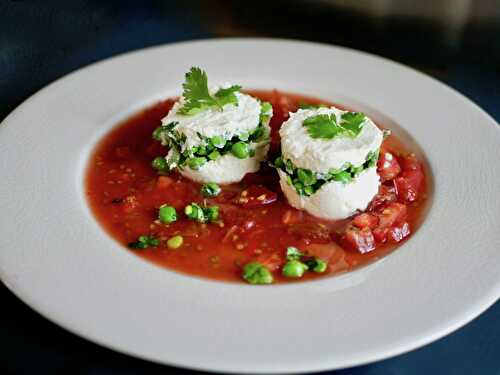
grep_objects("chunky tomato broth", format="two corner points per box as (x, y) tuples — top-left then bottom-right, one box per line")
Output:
(85, 90), (428, 283)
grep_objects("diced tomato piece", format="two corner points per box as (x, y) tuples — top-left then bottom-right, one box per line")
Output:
(234, 185), (277, 208)
(377, 202), (407, 228)
(400, 154), (422, 171)
(352, 213), (379, 229)
(156, 176), (174, 189)
(373, 227), (389, 243)
(394, 169), (424, 203)
(342, 227), (376, 254)
(377, 151), (401, 182)
(389, 222), (411, 243)
(368, 184), (397, 211)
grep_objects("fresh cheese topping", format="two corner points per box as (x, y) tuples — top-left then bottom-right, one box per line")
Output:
(278, 168), (380, 220)
(280, 107), (383, 173)
(162, 88), (262, 152)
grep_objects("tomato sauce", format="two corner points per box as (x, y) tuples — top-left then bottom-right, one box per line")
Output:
(85, 90), (428, 283)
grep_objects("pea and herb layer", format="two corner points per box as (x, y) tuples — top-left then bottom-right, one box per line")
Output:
(273, 149), (379, 197)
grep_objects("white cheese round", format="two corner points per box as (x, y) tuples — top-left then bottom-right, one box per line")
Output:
(162, 88), (262, 152)
(278, 168), (380, 220)
(180, 141), (270, 184)
(280, 107), (383, 173)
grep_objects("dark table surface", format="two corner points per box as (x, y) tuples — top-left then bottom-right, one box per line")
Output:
(1, 1), (499, 374)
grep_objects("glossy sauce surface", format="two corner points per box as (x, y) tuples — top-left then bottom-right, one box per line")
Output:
(85, 90), (428, 283)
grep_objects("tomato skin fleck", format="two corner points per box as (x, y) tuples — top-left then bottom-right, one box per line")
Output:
(342, 227), (376, 254)
(352, 213), (379, 229)
(389, 222), (411, 243)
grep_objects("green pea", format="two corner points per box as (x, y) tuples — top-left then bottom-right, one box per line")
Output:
(152, 156), (168, 171)
(201, 182), (221, 197)
(187, 157), (207, 170)
(167, 235), (183, 249)
(239, 132), (250, 141)
(242, 262), (273, 285)
(274, 156), (284, 168)
(303, 186), (314, 196)
(297, 168), (317, 186)
(208, 150), (221, 161)
(152, 126), (165, 141)
(158, 205), (177, 224)
(184, 203), (206, 222)
(312, 258), (328, 273)
(285, 159), (295, 174)
(282, 260), (308, 278)
(204, 206), (219, 222)
(332, 171), (353, 183)
(211, 135), (226, 148)
(231, 142), (249, 159)
(196, 146), (207, 155)
(249, 148), (256, 157)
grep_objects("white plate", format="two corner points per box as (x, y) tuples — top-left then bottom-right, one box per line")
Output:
(1, 39), (499, 374)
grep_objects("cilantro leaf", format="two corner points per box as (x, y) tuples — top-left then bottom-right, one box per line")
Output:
(303, 114), (344, 139)
(303, 112), (367, 140)
(214, 85), (241, 107)
(340, 112), (366, 137)
(177, 67), (241, 115)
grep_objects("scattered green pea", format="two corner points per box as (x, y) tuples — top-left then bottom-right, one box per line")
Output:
(158, 205), (177, 224)
(282, 260), (308, 278)
(201, 182), (221, 197)
(242, 262), (273, 285)
(184, 203), (205, 222)
(231, 142), (249, 159)
(152, 156), (168, 171)
(167, 235), (184, 249)
(204, 206), (219, 222)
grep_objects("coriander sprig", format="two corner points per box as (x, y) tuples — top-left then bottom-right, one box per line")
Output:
(303, 112), (367, 140)
(177, 67), (241, 115)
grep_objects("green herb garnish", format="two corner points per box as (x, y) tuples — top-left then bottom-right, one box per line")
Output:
(242, 262), (274, 285)
(184, 202), (219, 223)
(128, 235), (160, 249)
(177, 67), (241, 115)
(303, 112), (367, 140)
(201, 182), (221, 197)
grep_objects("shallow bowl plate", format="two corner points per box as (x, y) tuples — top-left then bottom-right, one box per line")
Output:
(1, 39), (499, 374)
